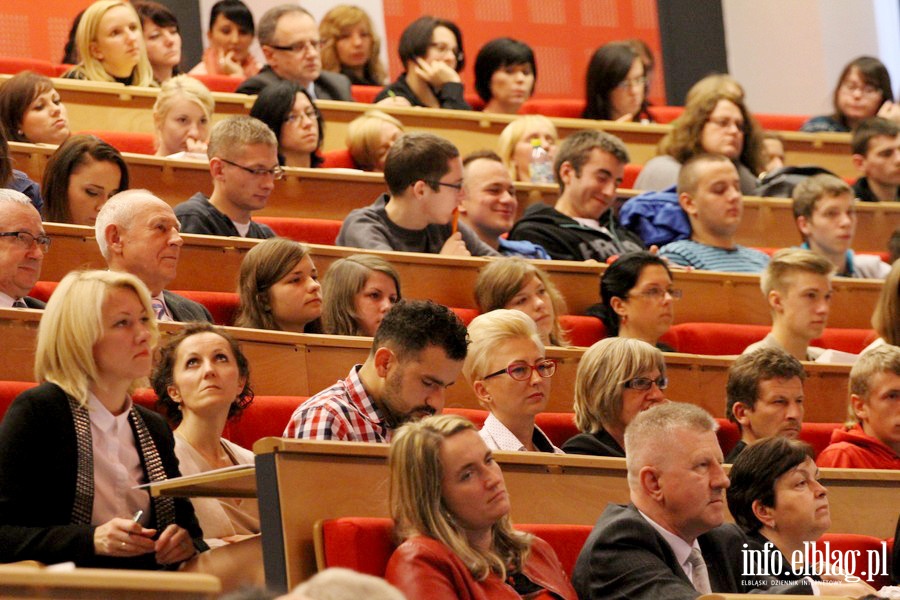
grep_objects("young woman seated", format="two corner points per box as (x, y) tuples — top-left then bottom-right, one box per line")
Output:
(152, 75), (214, 157)
(133, 1), (182, 84)
(583, 41), (652, 123)
(496, 115), (558, 182)
(345, 110), (404, 172)
(250, 82), (324, 169)
(321, 254), (401, 337)
(0, 71), (71, 145)
(474, 38), (536, 115)
(189, 0), (260, 79)
(319, 5), (387, 86)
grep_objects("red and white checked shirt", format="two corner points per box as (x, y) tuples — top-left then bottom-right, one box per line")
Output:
(283, 365), (391, 442)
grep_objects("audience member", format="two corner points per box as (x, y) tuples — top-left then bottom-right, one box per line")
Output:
(497, 114), (559, 182)
(474, 37), (536, 114)
(866, 258), (900, 351)
(743, 248), (833, 361)
(386, 414), (577, 599)
(62, 11), (84, 65)
(587, 251), (678, 350)
(1, 118), (43, 211)
(508, 129), (644, 261)
(63, 0), (155, 86)
(236, 5), (351, 101)
(374, 16), (469, 110)
(626, 38), (655, 87)
(319, 5), (387, 86)
(564, 337), (666, 457)
(724, 347), (806, 462)
(337, 132), (498, 256)
(133, 1), (182, 84)
(850, 117), (900, 202)
(583, 41), (652, 123)
(283, 300), (468, 441)
(571, 402), (813, 598)
(659, 154), (770, 272)
(464, 310), (561, 452)
(460, 150), (549, 258)
(475, 257), (570, 346)
(793, 173), (890, 278)
(189, 0), (260, 79)
(761, 131), (786, 174)
(289, 567), (405, 600)
(635, 87), (764, 194)
(801, 56), (899, 133)
(345, 110), (404, 172)
(175, 116), (278, 239)
(0, 71), (70, 145)
(42, 134), (128, 225)
(235, 237), (322, 334)
(153, 75), (214, 157)
(0, 190), (48, 309)
(250, 82), (323, 168)
(0, 269), (205, 567)
(727, 437), (876, 595)
(321, 254), (400, 337)
(95, 189), (213, 322)
(684, 73), (745, 104)
(818, 345), (900, 469)
(890, 229), (900, 263)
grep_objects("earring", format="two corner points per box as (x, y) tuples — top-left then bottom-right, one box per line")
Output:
(17, 130), (24, 137)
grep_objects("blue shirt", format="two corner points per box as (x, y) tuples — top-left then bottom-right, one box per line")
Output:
(659, 239), (770, 273)
(498, 237), (551, 260)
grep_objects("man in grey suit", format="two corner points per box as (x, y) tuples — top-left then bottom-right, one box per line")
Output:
(95, 190), (212, 323)
(0, 190), (47, 309)
(236, 5), (352, 101)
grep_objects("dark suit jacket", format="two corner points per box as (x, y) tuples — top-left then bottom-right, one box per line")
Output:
(163, 290), (213, 323)
(0, 382), (205, 568)
(21, 296), (46, 309)
(236, 66), (352, 101)
(572, 503), (813, 599)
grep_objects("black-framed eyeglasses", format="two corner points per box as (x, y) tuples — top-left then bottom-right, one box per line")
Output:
(220, 158), (285, 180)
(483, 359), (557, 382)
(622, 375), (668, 391)
(629, 287), (683, 302)
(267, 39), (323, 54)
(424, 180), (463, 192)
(0, 231), (51, 253)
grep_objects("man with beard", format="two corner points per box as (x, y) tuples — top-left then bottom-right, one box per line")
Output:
(283, 300), (469, 441)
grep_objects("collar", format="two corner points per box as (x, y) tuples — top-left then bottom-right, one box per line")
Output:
(87, 390), (134, 432)
(305, 81), (317, 100)
(345, 365), (387, 426)
(0, 291), (18, 308)
(637, 508), (701, 572)
(800, 242), (855, 276)
(481, 413), (558, 452)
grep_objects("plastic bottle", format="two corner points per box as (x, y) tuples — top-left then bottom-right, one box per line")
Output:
(528, 138), (554, 184)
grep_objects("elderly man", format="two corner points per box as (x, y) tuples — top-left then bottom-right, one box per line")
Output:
(0, 190), (48, 309)
(95, 190), (212, 322)
(236, 5), (351, 100)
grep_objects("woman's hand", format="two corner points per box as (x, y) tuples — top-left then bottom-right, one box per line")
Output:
(154, 524), (197, 565)
(94, 517), (156, 557)
(413, 58), (460, 90)
(375, 95), (412, 108)
(218, 49), (242, 77)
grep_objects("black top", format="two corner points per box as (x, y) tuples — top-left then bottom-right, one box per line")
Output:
(725, 439), (747, 464)
(374, 73), (471, 110)
(562, 428), (625, 458)
(175, 193), (275, 239)
(853, 176), (899, 203)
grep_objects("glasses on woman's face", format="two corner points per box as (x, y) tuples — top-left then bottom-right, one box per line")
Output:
(707, 117), (745, 132)
(616, 76), (647, 90)
(840, 80), (881, 97)
(628, 287), (682, 302)
(622, 375), (668, 391)
(483, 359), (557, 381)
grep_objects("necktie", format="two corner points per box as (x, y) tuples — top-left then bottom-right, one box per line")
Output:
(12, 298), (27, 308)
(151, 298), (167, 321)
(687, 547), (712, 594)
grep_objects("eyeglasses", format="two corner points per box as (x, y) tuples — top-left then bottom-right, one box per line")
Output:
(622, 375), (668, 391)
(483, 359), (557, 382)
(427, 42), (463, 63)
(0, 231), (51, 253)
(840, 81), (881, 97)
(286, 108), (318, 123)
(220, 158), (285, 180)
(616, 76), (648, 89)
(707, 117), (745, 131)
(267, 39), (323, 54)
(424, 180), (463, 192)
(629, 287), (683, 301)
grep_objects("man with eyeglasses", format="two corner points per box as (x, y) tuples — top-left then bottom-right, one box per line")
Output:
(724, 347), (806, 463)
(0, 190), (48, 309)
(175, 116), (278, 239)
(850, 117), (900, 203)
(236, 5), (351, 101)
(337, 132), (499, 256)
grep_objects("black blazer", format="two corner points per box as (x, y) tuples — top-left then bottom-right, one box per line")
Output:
(0, 382), (205, 568)
(163, 290), (213, 323)
(571, 503), (813, 599)
(236, 66), (352, 101)
(22, 296), (46, 309)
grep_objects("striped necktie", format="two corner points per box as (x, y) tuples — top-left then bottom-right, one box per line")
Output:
(151, 298), (167, 321)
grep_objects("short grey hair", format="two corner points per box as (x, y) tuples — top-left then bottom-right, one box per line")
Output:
(94, 189), (163, 259)
(257, 4), (313, 46)
(0, 189), (33, 208)
(291, 567), (406, 600)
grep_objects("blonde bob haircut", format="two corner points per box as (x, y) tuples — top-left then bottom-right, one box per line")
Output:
(319, 5), (387, 84)
(35, 269), (158, 407)
(152, 75), (215, 148)
(69, 1), (155, 87)
(474, 257), (569, 346)
(497, 115), (558, 181)
(390, 414), (531, 581)
(871, 259), (900, 345)
(235, 237), (312, 331)
(321, 254), (401, 336)
(464, 309), (544, 385)
(847, 344), (900, 424)
(346, 110), (404, 171)
(574, 337), (666, 434)
(759, 247), (834, 297)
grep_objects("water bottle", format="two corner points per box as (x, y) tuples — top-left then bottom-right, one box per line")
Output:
(529, 138), (554, 184)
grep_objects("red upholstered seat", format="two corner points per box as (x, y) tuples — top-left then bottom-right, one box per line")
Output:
(648, 105), (683, 123)
(516, 523), (592, 576)
(77, 130), (156, 155)
(188, 73), (240, 93)
(661, 322), (876, 356)
(321, 148), (359, 169)
(0, 56), (60, 77)
(560, 314), (606, 347)
(819, 533), (892, 589)
(28, 281), (58, 303)
(349, 85), (380, 104)
(170, 290), (239, 326)
(717, 418), (840, 458)
(755, 113), (808, 132)
(449, 307), (479, 326)
(622, 163), (642, 190)
(254, 216), (343, 246)
(520, 98), (584, 119)
(0, 381), (36, 421)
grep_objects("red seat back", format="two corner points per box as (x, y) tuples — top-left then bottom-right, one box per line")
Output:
(648, 105), (683, 123)
(754, 113), (808, 132)
(520, 98), (584, 119)
(516, 523), (592, 577)
(255, 216), (343, 246)
(349, 85), (381, 104)
(28, 281), (58, 303)
(622, 163), (642, 189)
(662, 322), (876, 356)
(449, 307), (479, 326)
(321, 148), (359, 169)
(560, 315), (606, 347)
(0, 381), (36, 422)
(819, 533), (892, 588)
(226, 395), (308, 449)
(77, 130), (156, 155)
(170, 290), (239, 326)
(443, 407), (487, 427)
(188, 73), (240, 93)
(0, 57), (59, 77)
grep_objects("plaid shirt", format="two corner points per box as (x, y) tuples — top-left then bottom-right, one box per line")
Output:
(283, 365), (391, 442)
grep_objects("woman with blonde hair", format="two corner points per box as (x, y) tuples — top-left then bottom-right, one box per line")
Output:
(634, 86), (764, 194)
(152, 75), (214, 157)
(497, 114), (559, 182)
(319, 5), (387, 86)
(464, 310), (560, 453)
(346, 110), (404, 172)
(64, 0), (155, 87)
(386, 414), (577, 599)
(475, 257), (569, 346)
(321, 254), (401, 337)
(563, 337), (667, 457)
(235, 237), (322, 333)
(865, 258), (900, 351)
(0, 270), (204, 567)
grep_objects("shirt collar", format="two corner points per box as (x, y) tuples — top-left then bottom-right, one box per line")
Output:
(87, 390), (134, 432)
(637, 508), (701, 571)
(0, 291), (17, 308)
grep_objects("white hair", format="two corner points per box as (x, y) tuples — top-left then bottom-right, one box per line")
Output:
(94, 189), (163, 259)
(0, 189), (34, 208)
(290, 567), (406, 600)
